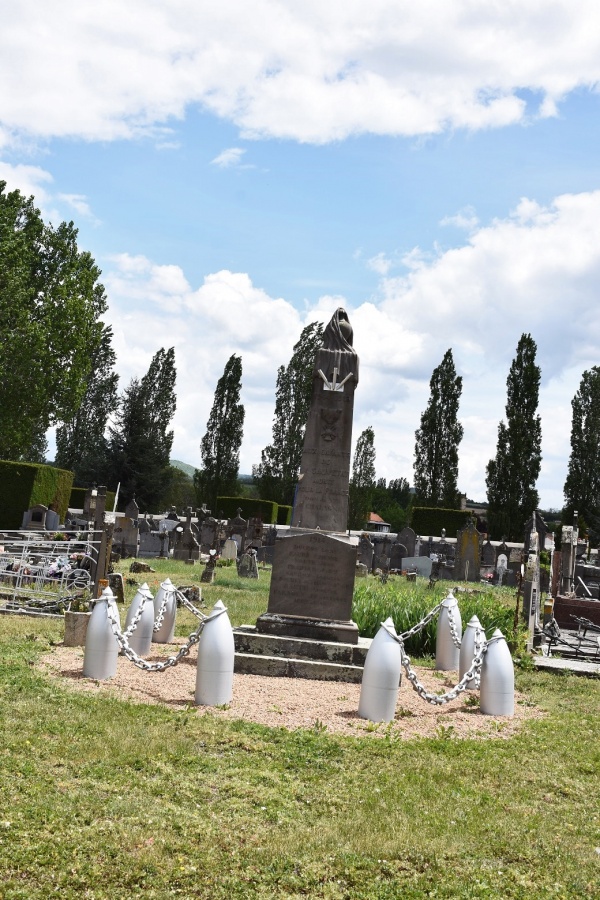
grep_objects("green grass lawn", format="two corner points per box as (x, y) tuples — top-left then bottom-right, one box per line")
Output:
(0, 565), (598, 898)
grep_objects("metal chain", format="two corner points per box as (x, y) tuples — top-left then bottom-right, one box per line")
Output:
(152, 590), (171, 633)
(398, 600), (444, 642)
(174, 588), (205, 620)
(380, 622), (504, 705)
(105, 600), (228, 672)
(447, 601), (462, 649)
(473, 625), (484, 689)
(123, 591), (151, 638)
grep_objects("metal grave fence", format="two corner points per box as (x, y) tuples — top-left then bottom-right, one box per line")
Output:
(0, 530), (102, 614)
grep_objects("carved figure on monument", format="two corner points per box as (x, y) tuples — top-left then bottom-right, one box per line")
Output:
(292, 308), (359, 533)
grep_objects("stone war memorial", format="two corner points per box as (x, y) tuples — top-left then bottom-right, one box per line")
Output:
(256, 308), (360, 643)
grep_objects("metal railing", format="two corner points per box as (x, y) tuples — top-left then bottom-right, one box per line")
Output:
(0, 530), (101, 614)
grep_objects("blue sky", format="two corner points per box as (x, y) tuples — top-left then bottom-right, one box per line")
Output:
(3, 1), (600, 510)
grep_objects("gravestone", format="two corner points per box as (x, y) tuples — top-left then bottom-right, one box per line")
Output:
(398, 527), (416, 558)
(258, 531), (357, 641)
(357, 533), (374, 570)
(455, 519), (482, 582)
(118, 498), (140, 557)
(139, 532), (162, 557)
(221, 538), (238, 561)
(372, 535), (392, 571)
(389, 542), (408, 571)
(173, 507), (200, 562)
(238, 548), (259, 578)
(482, 539), (496, 567)
(228, 509), (247, 552)
(355, 562), (368, 577)
(21, 504), (48, 530)
(401, 555), (433, 578)
(201, 550), (217, 584)
(200, 516), (218, 553)
(257, 308), (359, 643)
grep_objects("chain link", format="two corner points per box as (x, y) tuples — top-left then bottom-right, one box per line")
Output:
(105, 600), (228, 672)
(152, 590), (170, 633)
(446, 601), (462, 649)
(174, 588), (206, 620)
(380, 621), (503, 705)
(123, 590), (151, 639)
(398, 600), (444, 642)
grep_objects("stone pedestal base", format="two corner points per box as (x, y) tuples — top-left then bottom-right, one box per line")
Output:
(64, 611), (91, 647)
(256, 612), (359, 644)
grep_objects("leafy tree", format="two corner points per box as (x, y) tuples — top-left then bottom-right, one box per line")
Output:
(348, 426), (376, 529)
(371, 476), (411, 533)
(106, 347), (176, 510)
(254, 321), (324, 504)
(0, 182), (107, 460)
(414, 349), (463, 507)
(195, 354), (244, 512)
(486, 334), (542, 540)
(563, 366), (600, 543)
(55, 324), (119, 485)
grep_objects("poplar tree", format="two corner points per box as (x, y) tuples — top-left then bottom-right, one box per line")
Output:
(55, 324), (119, 485)
(195, 354), (245, 512)
(348, 426), (376, 529)
(106, 347), (176, 510)
(254, 321), (324, 504)
(486, 334), (541, 540)
(413, 349), (463, 507)
(563, 366), (600, 541)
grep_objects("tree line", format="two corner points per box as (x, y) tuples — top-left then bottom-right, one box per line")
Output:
(2, 183), (599, 540)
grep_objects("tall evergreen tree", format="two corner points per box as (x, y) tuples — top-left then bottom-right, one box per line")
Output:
(348, 426), (376, 529)
(254, 321), (324, 504)
(55, 324), (119, 485)
(486, 333), (542, 540)
(106, 347), (176, 511)
(195, 354), (244, 512)
(413, 349), (463, 507)
(563, 366), (600, 542)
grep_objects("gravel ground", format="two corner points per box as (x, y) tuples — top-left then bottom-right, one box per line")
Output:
(39, 641), (542, 740)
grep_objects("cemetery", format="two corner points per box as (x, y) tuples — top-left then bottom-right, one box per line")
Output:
(1, 309), (599, 897)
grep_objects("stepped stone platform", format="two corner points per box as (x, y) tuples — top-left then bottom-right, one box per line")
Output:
(233, 626), (371, 683)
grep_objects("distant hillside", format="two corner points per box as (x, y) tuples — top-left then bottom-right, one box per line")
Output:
(171, 460), (254, 484)
(171, 459), (196, 478)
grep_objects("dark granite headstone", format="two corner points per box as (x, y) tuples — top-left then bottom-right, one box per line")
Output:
(389, 542), (408, 571)
(357, 533), (374, 569)
(258, 532), (358, 642)
(482, 540), (496, 567)
(398, 527), (416, 558)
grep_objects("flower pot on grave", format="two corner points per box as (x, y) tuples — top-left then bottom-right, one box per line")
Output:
(64, 611), (92, 647)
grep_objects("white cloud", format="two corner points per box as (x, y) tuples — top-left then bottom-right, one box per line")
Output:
(211, 147), (246, 168)
(43, 186), (600, 509)
(57, 193), (100, 225)
(440, 206), (479, 231)
(367, 252), (393, 276)
(2, 2), (600, 145)
(0, 161), (100, 225)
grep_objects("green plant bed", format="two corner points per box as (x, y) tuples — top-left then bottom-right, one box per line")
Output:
(352, 576), (520, 655)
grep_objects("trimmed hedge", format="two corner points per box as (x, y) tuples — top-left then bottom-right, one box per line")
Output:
(0, 460), (74, 530)
(277, 504), (292, 526)
(410, 506), (474, 538)
(68, 486), (117, 513)
(216, 496), (279, 524)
